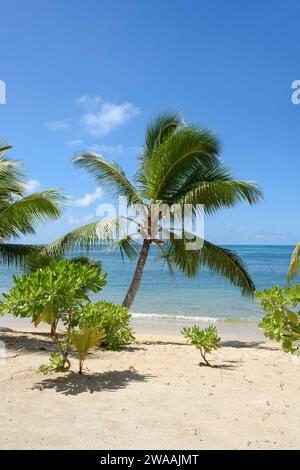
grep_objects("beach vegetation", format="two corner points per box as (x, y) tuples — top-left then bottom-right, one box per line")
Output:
(288, 243), (300, 283)
(79, 301), (135, 350)
(24, 253), (102, 273)
(0, 259), (107, 371)
(68, 326), (106, 374)
(46, 112), (263, 309)
(0, 143), (63, 266)
(256, 285), (300, 355)
(23, 254), (103, 335)
(39, 352), (66, 374)
(181, 324), (221, 366)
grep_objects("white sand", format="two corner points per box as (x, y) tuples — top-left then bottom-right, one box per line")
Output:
(1, 326), (300, 450)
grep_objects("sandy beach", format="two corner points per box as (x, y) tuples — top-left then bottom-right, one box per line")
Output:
(1, 323), (300, 450)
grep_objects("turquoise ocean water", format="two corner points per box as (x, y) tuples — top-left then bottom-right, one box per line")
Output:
(0, 245), (296, 323)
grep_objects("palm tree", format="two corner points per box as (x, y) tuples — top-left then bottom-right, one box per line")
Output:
(0, 143), (62, 265)
(46, 112), (263, 309)
(288, 243), (300, 282)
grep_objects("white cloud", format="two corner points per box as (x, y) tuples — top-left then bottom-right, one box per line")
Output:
(74, 187), (102, 207)
(24, 179), (41, 193)
(80, 100), (140, 137)
(90, 144), (142, 155)
(68, 139), (84, 147)
(68, 214), (94, 225)
(75, 94), (102, 111)
(45, 118), (73, 131)
(46, 96), (140, 138)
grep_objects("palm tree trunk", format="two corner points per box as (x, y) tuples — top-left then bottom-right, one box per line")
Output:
(122, 240), (150, 309)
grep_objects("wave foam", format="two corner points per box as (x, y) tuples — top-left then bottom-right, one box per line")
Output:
(131, 312), (259, 323)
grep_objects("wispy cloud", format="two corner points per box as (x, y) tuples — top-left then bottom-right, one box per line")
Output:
(75, 94), (102, 111)
(68, 139), (84, 147)
(90, 144), (142, 155)
(73, 187), (102, 207)
(67, 141), (141, 154)
(68, 213), (94, 225)
(24, 179), (41, 193)
(45, 118), (74, 131)
(46, 96), (140, 138)
(80, 100), (140, 137)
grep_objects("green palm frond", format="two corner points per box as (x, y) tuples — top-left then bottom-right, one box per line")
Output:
(0, 243), (41, 266)
(45, 216), (130, 256)
(0, 157), (25, 203)
(143, 111), (184, 158)
(155, 242), (175, 276)
(160, 234), (255, 296)
(0, 142), (13, 155)
(73, 152), (141, 204)
(200, 240), (255, 296)
(0, 140), (64, 266)
(288, 243), (300, 283)
(0, 190), (62, 239)
(142, 127), (221, 200)
(110, 235), (140, 261)
(173, 166), (262, 213)
(136, 111), (184, 189)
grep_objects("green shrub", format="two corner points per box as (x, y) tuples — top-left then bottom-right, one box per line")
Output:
(0, 259), (107, 372)
(256, 285), (300, 355)
(39, 353), (66, 374)
(0, 259), (107, 328)
(80, 301), (135, 350)
(25, 253), (102, 273)
(69, 327), (106, 374)
(181, 324), (221, 366)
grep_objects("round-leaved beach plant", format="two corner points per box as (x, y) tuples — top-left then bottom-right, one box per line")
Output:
(79, 301), (135, 350)
(181, 324), (221, 366)
(0, 259), (107, 327)
(0, 259), (107, 371)
(256, 285), (300, 355)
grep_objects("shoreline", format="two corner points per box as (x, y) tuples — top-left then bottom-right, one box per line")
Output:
(0, 313), (264, 342)
(131, 315), (264, 341)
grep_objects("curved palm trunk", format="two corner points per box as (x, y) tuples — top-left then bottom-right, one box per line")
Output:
(122, 240), (150, 309)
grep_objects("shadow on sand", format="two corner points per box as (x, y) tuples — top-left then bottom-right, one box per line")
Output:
(0, 330), (277, 357)
(221, 340), (277, 351)
(0, 331), (56, 355)
(198, 362), (237, 370)
(136, 339), (276, 352)
(32, 369), (151, 396)
(0, 331), (147, 355)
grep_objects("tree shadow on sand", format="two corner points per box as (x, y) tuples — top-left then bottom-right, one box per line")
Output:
(136, 339), (277, 352)
(221, 340), (277, 351)
(0, 331), (56, 356)
(0, 331), (147, 355)
(32, 369), (151, 396)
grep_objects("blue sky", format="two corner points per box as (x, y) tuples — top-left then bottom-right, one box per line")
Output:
(0, 0), (299, 245)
